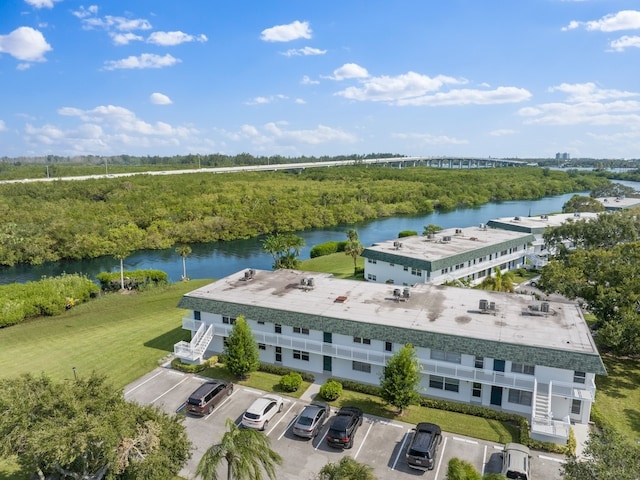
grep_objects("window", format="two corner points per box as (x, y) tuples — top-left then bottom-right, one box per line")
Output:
(389, 263), (395, 267)
(293, 350), (309, 361)
(511, 363), (535, 375)
(293, 326), (309, 335)
(223, 337), (229, 348)
(474, 356), (484, 369)
(429, 375), (459, 393)
(411, 267), (422, 276)
(352, 361), (371, 373)
(275, 346), (282, 362)
(367, 274), (377, 281)
(222, 316), (236, 325)
(353, 336), (371, 345)
(385, 341), (393, 352)
(573, 371), (586, 384)
(274, 324), (282, 334)
(571, 399), (582, 415)
(258, 343), (266, 350)
(194, 311), (201, 321)
(508, 389), (532, 406)
(257, 321), (265, 325)
(472, 382), (482, 398)
(430, 350), (461, 364)
(367, 258), (377, 264)
(403, 266), (409, 271)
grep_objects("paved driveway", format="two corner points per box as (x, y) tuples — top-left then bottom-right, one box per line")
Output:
(124, 367), (565, 479)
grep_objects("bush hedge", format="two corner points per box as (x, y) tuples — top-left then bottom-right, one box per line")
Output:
(279, 372), (303, 392)
(309, 240), (347, 258)
(398, 230), (418, 238)
(256, 362), (315, 382)
(96, 269), (168, 292)
(319, 380), (343, 401)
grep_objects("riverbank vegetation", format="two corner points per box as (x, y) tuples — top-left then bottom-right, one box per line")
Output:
(0, 166), (608, 267)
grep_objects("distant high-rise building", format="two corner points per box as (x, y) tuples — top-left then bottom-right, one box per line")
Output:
(555, 152), (570, 160)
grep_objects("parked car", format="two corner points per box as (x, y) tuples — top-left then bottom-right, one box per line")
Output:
(501, 443), (531, 480)
(241, 394), (284, 430)
(406, 422), (442, 471)
(326, 406), (363, 449)
(292, 401), (329, 439)
(185, 380), (233, 416)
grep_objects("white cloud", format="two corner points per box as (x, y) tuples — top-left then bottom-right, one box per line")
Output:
(71, 5), (99, 19)
(80, 14), (152, 32)
(110, 32), (143, 46)
(392, 132), (468, 145)
(150, 93), (173, 105)
(103, 53), (181, 70)
(609, 35), (640, 51)
(17, 63), (32, 70)
(24, 0), (60, 8)
(0, 26), (52, 61)
(563, 10), (640, 32)
(147, 31), (208, 46)
(244, 94), (289, 105)
(489, 129), (517, 137)
(281, 46), (326, 57)
(518, 82), (640, 126)
(331, 63), (369, 80)
(397, 86), (533, 106)
(301, 75), (319, 85)
(295, 98), (306, 104)
(261, 20), (312, 42)
(0, 120), (6, 131)
(233, 122), (357, 147)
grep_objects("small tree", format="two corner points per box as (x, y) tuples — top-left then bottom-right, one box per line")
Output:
(344, 229), (364, 275)
(261, 233), (305, 270)
(176, 244), (192, 280)
(107, 223), (146, 291)
(379, 344), (421, 414)
(423, 224), (443, 236)
(223, 316), (260, 379)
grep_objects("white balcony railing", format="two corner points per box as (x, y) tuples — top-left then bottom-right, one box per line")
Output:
(174, 321), (213, 362)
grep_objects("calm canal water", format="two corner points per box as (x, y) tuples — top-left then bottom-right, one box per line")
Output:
(0, 192), (590, 285)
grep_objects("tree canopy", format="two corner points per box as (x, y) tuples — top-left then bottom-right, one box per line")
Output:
(0, 373), (191, 480)
(197, 418), (282, 480)
(223, 316), (260, 379)
(315, 456), (377, 480)
(344, 229), (364, 275)
(379, 344), (421, 414)
(261, 233), (305, 270)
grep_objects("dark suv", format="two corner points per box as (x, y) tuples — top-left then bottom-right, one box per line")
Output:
(185, 380), (233, 416)
(326, 406), (363, 449)
(406, 422), (442, 470)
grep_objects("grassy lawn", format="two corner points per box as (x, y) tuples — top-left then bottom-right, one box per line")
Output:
(595, 355), (640, 442)
(299, 252), (364, 279)
(0, 279), (211, 389)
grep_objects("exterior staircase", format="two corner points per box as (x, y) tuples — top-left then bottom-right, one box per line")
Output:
(534, 383), (551, 422)
(173, 322), (213, 363)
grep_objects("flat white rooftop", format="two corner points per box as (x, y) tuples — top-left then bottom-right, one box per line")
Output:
(596, 197), (640, 210)
(363, 226), (532, 262)
(185, 268), (598, 356)
(488, 212), (599, 232)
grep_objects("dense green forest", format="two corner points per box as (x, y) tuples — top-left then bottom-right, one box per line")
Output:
(0, 166), (608, 266)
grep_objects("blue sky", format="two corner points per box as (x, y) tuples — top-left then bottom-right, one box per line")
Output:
(1, 0), (639, 159)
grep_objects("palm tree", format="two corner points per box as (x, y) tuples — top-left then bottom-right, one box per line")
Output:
(316, 456), (377, 480)
(175, 245), (192, 280)
(344, 229), (364, 276)
(196, 418), (282, 480)
(480, 266), (515, 293)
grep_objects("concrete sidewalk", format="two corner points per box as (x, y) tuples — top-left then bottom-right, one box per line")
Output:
(299, 372), (331, 402)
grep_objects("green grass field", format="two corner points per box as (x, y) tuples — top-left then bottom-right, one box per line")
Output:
(299, 252), (364, 279)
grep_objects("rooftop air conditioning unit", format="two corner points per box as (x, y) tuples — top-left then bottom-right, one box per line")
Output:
(393, 288), (401, 298)
(307, 277), (315, 288)
(479, 299), (488, 310)
(443, 235), (452, 242)
(403, 287), (411, 299)
(540, 302), (550, 313)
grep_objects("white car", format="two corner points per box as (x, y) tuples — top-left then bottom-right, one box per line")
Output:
(241, 394), (284, 430)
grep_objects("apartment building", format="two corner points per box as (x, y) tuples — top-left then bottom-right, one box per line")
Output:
(360, 225), (534, 286)
(174, 268), (605, 444)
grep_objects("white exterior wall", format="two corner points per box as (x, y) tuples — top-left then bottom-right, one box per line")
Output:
(186, 312), (594, 433)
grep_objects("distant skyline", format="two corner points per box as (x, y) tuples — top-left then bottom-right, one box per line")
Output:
(1, 1), (639, 159)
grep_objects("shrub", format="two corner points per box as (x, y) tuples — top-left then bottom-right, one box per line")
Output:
(279, 372), (303, 392)
(309, 240), (347, 258)
(328, 377), (381, 396)
(96, 269), (168, 292)
(171, 358), (208, 373)
(319, 380), (343, 401)
(398, 230), (418, 238)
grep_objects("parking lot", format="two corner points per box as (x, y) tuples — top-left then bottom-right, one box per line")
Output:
(124, 368), (565, 479)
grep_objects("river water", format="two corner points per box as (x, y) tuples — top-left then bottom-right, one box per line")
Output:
(1, 191), (593, 285)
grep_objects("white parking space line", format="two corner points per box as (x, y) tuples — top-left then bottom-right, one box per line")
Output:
(150, 376), (189, 404)
(266, 401), (296, 436)
(278, 415), (298, 441)
(123, 370), (164, 397)
(353, 420), (374, 459)
(391, 429), (411, 470)
(315, 428), (330, 450)
(482, 445), (488, 476)
(433, 436), (448, 479)
(242, 387), (264, 395)
(452, 436), (478, 444)
(539, 454), (565, 464)
(203, 390), (237, 420)
(377, 420), (404, 429)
